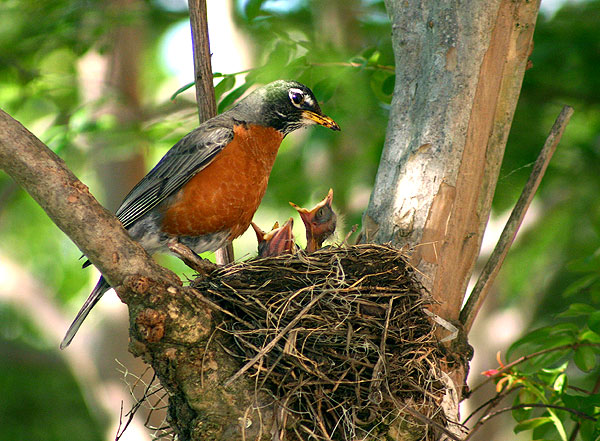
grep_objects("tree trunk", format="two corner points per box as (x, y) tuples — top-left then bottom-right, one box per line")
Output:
(363, 0), (541, 428)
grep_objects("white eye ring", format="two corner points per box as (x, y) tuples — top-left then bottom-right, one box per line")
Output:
(289, 88), (305, 107)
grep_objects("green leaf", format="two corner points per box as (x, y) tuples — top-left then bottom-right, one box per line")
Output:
(573, 345), (597, 372)
(513, 390), (534, 421)
(563, 273), (599, 297)
(514, 417), (553, 434)
(349, 56), (367, 69)
(214, 75), (235, 103)
(537, 361), (568, 386)
(579, 329), (600, 343)
(244, 0), (266, 20)
(508, 324), (578, 360)
(556, 303), (595, 318)
(588, 311), (600, 334)
(170, 81), (195, 101)
(382, 74), (396, 95)
(562, 392), (600, 417)
(552, 373), (567, 393)
(367, 49), (381, 66)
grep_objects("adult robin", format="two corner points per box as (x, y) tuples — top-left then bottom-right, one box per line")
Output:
(290, 188), (337, 253)
(60, 80), (339, 349)
(251, 218), (296, 258)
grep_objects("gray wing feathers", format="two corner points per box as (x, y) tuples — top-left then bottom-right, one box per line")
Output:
(115, 124), (234, 229)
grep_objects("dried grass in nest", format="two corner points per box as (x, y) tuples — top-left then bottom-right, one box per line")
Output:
(192, 243), (448, 440)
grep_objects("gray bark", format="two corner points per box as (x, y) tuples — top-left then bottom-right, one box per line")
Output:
(365, 0), (540, 323)
(364, 0), (541, 434)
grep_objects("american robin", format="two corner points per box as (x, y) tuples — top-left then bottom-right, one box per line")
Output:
(251, 218), (295, 258)
(290, 188), (337, 253)
(60, 80), (339, 349)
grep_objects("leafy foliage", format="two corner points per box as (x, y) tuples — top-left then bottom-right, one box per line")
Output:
(473, 304), (600, 440)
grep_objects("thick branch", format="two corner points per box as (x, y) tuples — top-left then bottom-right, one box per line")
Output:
(460, 105), (574, 332)
(0, 109), (274, 440)
(0, 109), (176, 288)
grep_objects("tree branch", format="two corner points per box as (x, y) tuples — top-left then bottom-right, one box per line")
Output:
(0, 109), (176, 289)
(460, 105), (574, 332)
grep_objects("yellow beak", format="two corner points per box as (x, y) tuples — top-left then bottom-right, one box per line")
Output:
(302, 110), (340, 131)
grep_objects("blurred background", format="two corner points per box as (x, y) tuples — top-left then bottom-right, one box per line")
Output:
(1, 0), (599, 439)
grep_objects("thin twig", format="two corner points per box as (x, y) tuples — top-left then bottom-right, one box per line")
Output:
(463, 385), (523, 424)
(188, 0), (216, 123)
(460, 105), (574, 332)
(310, 61), (395, 72)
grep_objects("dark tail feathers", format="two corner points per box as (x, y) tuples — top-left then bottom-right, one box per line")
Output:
(60, 276), (111, 349)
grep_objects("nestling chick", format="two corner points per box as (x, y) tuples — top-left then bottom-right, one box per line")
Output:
(290, 188), (337, 253)
(251, 218), (296, 258)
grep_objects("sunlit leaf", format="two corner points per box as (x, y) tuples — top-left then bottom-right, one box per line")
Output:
(170, 81), (195, 101)
(552, 373), (567, 393)
(578, 329), (600, 343)
(214, 75), (236, 103)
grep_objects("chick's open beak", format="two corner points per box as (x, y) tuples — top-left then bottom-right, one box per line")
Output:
(302, 110), (340, 131)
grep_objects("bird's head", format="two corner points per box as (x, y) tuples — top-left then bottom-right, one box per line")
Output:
(238, 80), (340, 135)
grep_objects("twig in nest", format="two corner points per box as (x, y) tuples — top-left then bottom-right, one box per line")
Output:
(343, 224), (358, 246)
(460, 105), (574, 332)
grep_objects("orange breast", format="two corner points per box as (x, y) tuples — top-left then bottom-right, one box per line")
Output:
(160, 124), (284, 240)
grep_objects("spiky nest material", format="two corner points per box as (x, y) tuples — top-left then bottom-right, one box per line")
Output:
(193, 243), (448, 440)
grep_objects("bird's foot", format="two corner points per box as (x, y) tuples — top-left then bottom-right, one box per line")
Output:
(167, 239), (218, 277)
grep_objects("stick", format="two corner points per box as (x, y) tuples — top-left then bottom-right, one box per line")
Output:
(188, 0), (234, 264)
(188, 0), (216, 123)
(460, 105), (574, 333)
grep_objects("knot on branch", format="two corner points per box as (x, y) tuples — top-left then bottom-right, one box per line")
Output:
(136, 308), (167, 343)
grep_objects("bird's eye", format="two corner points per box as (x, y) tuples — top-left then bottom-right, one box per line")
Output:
(289, 88), (305, 107)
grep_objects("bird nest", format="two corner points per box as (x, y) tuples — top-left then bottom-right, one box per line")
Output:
(192, 243), (449, 440)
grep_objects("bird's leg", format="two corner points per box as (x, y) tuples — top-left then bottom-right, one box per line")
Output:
(166, 238), (218, 277)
